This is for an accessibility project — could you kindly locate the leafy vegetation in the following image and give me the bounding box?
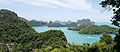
[68,24,118,34]
[0,7,119,51]
[0,9,68,52]
[64,22,77,27]
[37,30,68,48]
[100,0,120,51]
[68,24,88,31]
[79,25,118,34]
[33,33,116,52]
[47,23,65,27]
[27,20,48,26]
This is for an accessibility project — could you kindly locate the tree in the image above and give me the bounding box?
[0,9,68,51]
[100,0,120,51]
[100,0,120,27]
[99,33,113,44]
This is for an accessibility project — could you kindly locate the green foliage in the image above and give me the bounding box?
[89,34,115,52]
[90,42,114,52]
[27,20,48,26]
[47,23,65,27]
[0,44,9,52]
[100,0,120,27]
[48,34,115,52]
[0,9,118,52]
[35,30,68,48]
[99,33,113,44]
[100,0,120,51]
[68,24,118,34]
[65,22,77,27]
[39,46,53,52]
[69,24,88,31]
[79,25,118,34]
[0,9,39,51]
[0,9,68,51]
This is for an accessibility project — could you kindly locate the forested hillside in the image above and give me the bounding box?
[0,9,68,51]
[0,9,119,52]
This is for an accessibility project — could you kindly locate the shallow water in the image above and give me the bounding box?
[32,26,115,45]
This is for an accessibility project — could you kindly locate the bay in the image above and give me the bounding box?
[32,25,115,45]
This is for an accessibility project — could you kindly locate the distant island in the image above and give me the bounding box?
[19,17,95,27]
[47,22,78,27]
[19,17,48,26]
[1,0,120,51]
[68,25,118,34]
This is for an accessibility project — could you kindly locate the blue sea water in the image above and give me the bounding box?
[32,22,116,45]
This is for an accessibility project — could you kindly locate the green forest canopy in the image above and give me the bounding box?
[100,0,120,51]
[0,0,120,50]
[0,9,118,52]
[68,25,118,34]
[0,9,68,51]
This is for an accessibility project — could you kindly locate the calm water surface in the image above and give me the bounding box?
[32,26,115,45]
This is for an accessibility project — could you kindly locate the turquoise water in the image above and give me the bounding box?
[32,26,115,45]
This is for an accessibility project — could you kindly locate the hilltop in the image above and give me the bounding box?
[0,9,68,51]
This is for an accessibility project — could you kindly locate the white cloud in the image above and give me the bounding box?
[14,0,92,10]
[64,0,91,9]
[0,0,92,10]
[0,0,12,5]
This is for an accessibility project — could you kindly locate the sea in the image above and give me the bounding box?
[32,22,117,45]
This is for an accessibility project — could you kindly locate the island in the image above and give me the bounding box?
[67,24,88,31]
[68,25,118,34]
[19,17,95,27]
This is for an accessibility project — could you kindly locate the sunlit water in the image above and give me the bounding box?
[32,25,116,45]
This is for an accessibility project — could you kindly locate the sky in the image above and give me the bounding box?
[0,0,114,22]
